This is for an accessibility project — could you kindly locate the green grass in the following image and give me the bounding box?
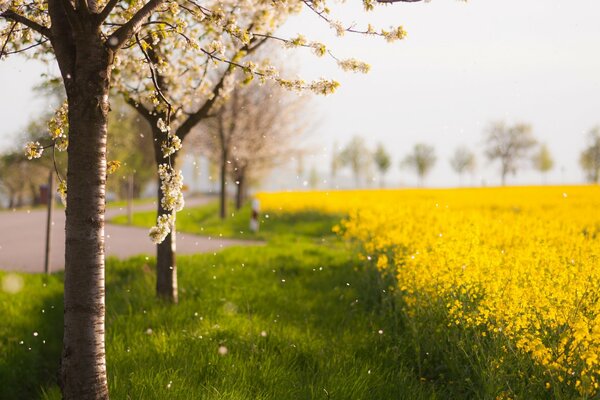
[0,210,437,399]
[3,202,560,399]
[111,201,344,242]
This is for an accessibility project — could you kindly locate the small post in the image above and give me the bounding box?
[44,170,54,275]
[127,174,134,225]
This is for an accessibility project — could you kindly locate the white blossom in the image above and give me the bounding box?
[24,142,43,160]
[338,58,371,74]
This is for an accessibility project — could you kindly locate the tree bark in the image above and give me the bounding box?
[235,176,244,210]
[152,127,178,303]
[59,33,111,400]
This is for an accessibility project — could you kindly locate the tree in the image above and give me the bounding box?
[0,119,60,208]
[308,166,320,189]
[449,146,476,185]
[330,141,342,187]
[484,121,537,185]
[1,0,419,396]
[194,78,308,213]
[580,127,600,183]
[532,143,554,183]
[339,135,372,187]
[402,143,436,186]
[373,142,391,187]
[106,102,155,199]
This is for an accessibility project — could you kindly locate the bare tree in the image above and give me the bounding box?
[484,121,537,185]
[373,143,392,187]
[193,79,309,214]
[449,146,476,185]
[339,135,372,187]
[532,143,554,184]
[580,127,600,183]
[402,143,436,186]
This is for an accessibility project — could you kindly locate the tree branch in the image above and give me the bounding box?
[125,96,154,123]
[106,0,166,50]
[175,64,235,141]
[1,10,52,38]
[97,0,120,24]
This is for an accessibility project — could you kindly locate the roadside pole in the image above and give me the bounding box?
[127,174,134,225]
[44,170,54,275]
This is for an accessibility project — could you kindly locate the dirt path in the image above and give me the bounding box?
[0,196,261,273]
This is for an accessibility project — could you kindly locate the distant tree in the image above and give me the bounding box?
[449,146,476,185]
[373,143,392,187]
[330,142,342,187]
[0,118,65,208]
[0,153,31,208]
[580,127,600,183]
[106,103,155,199]
[308,166,320,189]
[484,121,537,185]
[339,135,372,187]
[195,78,308,214]
[402,143,436,187]
[532,144,554,183]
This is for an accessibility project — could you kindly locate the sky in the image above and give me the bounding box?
[1,0,600,188]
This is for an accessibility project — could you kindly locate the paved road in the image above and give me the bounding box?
[0,196,261,273]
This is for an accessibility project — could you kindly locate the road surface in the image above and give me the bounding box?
[0,196,260,273]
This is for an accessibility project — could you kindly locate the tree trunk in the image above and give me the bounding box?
[152,128,178,303]
[219,156,227,220]
[60,35,111,400]
[235,176,244,210]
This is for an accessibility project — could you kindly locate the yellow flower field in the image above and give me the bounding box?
[258,186,600,396]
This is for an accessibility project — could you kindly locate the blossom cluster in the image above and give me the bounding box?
[149,163,184,244]
[338,58,371,74]
[149,213,174,244]
[24,141,43,160]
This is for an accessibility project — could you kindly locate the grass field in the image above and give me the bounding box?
[6,187,598,399]
[1,207,436,399]
[111,200,344,241]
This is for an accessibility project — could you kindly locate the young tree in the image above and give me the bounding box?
[532,143,554,183]
[1,0,419,396]
[402,143,436,186]
[373,142,391,187]
[484,121,537,185]
[339,135,371,187]
[194,78,308,213]
[580,127,600,183]
[449,145,476,185]
[112,3,405,301]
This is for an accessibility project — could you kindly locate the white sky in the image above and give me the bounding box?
[1,0,600,187]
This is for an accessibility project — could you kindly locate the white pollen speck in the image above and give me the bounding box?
[378,330,383,335]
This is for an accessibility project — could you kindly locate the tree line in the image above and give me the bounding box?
[328,122,600,187]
